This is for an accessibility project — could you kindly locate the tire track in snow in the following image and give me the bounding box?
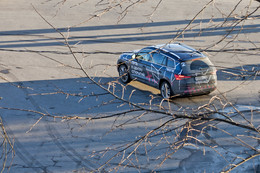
[45,122,97,171]
[0,71,53,172]
[0,117,52,173]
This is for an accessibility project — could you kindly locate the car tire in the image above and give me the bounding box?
[118,64,131,83]
[160,81,172,99]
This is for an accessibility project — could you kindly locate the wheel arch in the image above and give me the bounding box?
[159,78,174,97]
[159,78,171,89]
[117,60,128,71]
[118,62,131,83]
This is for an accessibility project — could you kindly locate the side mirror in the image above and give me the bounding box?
[132,54,136,59]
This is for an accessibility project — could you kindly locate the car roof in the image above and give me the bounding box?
[151,43,206,61]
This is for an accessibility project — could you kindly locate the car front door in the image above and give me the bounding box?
[130,49,153,83]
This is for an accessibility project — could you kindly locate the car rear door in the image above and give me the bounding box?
[146,52,167,86]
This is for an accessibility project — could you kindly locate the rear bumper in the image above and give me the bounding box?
[171,77,217,96]
[183,84,216,95]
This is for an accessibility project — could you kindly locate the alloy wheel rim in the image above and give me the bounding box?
[119,66,128,82]
[162,83,170,99]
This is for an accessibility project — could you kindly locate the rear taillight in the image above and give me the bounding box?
[174,74,191,80]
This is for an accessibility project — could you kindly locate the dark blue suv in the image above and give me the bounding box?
[117,43,217,98]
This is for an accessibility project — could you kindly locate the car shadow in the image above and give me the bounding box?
[1,62,259,116]
[0,77,154,115]
[0,75,217,117]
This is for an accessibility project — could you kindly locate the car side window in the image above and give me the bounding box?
[137,53,151,62]
[136,49,153,62]
[151,53,167,66]
[167,58,176,68]
[168,58,182,73]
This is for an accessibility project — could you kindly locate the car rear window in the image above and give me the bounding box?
[182,57,214,74]
[190,59,209,70]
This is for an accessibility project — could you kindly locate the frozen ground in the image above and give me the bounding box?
[0,0,260,172]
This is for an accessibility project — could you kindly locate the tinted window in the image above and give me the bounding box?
[182,57,213,74]
[136,49,153,62]
[151,53,167,66]
[161,56,167,66]
[167,58,176,68]
[190,60,209,70]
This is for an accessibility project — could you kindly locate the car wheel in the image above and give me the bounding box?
[160,81,172,99]
[119,65,130,83]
